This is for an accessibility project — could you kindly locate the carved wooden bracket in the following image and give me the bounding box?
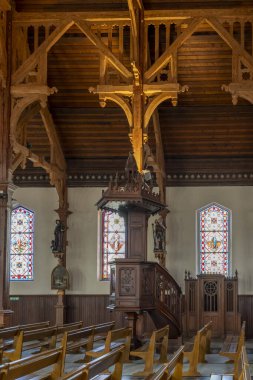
[89,81,188,172]
[222,82,253,105]
[9,84,67,202]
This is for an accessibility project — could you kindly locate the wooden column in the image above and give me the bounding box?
[54,181,69,325]
[128,0,145,172]
[0,8,13,326]
[0,183,15,326]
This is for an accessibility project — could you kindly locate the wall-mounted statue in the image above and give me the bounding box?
[152,208,170,252]
[51,220,65,253]
[152,216,166,251]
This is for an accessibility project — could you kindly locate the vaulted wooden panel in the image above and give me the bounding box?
[12,0,253,186]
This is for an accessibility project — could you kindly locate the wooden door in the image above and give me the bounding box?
[199,275,224,337]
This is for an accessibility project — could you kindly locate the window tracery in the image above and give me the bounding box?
[198,203,231,276]
[101,210,126,280]
[10,206,34,281]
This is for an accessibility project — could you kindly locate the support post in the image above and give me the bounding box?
[55,289,65,325]
[0,8,13,326]
[54,181,70,325]
[125,311,142,348]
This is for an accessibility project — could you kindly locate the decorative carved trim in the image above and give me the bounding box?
[119,267,136,296]
[13,170,253,187]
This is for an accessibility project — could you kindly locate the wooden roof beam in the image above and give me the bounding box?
[0,0,10,11]
[206,17,253,72]
[40,105,66,171]
[74,18,133,82]
[127,0,144,66]
[12,141,64,180]
[12,8,253,24]
[144,17,204,82]
[13,11,131,24]
[12,19,74,85]
[151,110,166,203]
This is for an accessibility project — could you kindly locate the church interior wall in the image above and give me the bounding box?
[10,186,253,296]
[10,188,58,295]
[166,186,253,294]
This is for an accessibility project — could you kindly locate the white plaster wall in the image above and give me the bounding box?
[67,188,109,294]
[10,188,58,295]
[10,186,253,295]
[165,187,253,294]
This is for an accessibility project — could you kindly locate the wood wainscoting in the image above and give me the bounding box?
[10,294,253,337]
[10,295,58,326]
[238,295,253,338]
[9,294,155,333]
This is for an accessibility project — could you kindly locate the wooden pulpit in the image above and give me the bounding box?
[184,272,241,337]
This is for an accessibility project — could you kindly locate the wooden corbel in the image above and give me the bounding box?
[222,82,253,105]
[11,84,58,97]
[10,86,57,143]
[144,84,189,128]
[89,86,133,127]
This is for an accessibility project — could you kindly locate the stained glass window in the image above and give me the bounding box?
[10,206,34,281]
[198,203,231,276]
[101,210,126,280]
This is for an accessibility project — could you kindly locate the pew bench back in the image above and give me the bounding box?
[86,327,132,363]
[3,326,58,362]
[0,347,65,380]
[220,321,246,362]
[130,325,169,376]
[183,321,212,377]
[62,321,115,356]
[60,346,125,380]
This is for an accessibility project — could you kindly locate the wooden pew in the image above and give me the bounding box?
[62,321,115,356]
[1,321,50,333]
[0,346,66,380]
[164,346,184,380]
[3,326,58,362]
[60,346,124,380]
[211,345,250,380]
[220,321,245,362]
[183,321,212,376]
[91,321,115,343]
[1,321,84,363]
[60,345,184,380]
[85,327,132,363]
[130,325,169,376]
[56,321,83,335]
[0,321,51,355]
[234,345,250,380]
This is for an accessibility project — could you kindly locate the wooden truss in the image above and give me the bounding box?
[9,2,253,203]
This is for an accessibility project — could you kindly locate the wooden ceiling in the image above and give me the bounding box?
[14,0,253,12]
[13,0,253,184]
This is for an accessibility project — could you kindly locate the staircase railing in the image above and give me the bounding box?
[111,258,182,335]
[155,263,182,330]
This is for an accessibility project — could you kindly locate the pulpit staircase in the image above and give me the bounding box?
[148,263,182,338]
[111,260,182,339]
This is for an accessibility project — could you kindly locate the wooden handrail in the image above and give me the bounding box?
[154,263,182,326]
[155,263,182,293]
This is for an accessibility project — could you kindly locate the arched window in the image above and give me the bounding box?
[101,210,126,280]
[197,202,231,276]
[10,206,34,281]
